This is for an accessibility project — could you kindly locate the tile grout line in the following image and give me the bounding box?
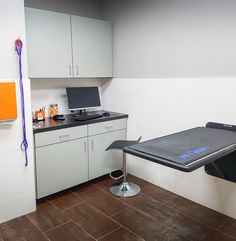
[40,200,75,231]
[71,220,97,241]
[25,215,51,241]
[62,184,146,240]
[110,207,130,217]
[54,200,98,240]
[71,185,95,197]
[43,220,72,234]
[96,226,121,241]
[78,200,145,241]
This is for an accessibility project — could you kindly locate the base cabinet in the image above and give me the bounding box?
[35,138,88,199]
[34,118,127,198]
[88,129,126,180]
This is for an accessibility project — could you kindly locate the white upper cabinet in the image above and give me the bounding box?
[25,8,112,78]
[71,16,112,78]
[25,8,73,78]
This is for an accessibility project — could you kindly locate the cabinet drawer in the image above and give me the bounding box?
[35,125,87,147]
[88,118,127,136]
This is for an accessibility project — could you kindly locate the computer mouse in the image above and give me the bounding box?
[103,112,110,117]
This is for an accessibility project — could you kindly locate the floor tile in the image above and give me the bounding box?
[1,175,235,241]
[64,202,119,239]
[72,182,94,196]
[92,177,119,192]
[218,217,236,238]
[80,188,127,216]
[99,227,143,241]
[163,212,235,241]
[49,191,84,211]
[128,175,176,203]
[27,201,70,232]
[165,195,228,228]
[0,216,47,241]
[123,194,177,223]
[45,221,95,241]
[112,207,188,241]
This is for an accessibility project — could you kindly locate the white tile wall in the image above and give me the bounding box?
[101,77,236,219]
[31,78,102,117]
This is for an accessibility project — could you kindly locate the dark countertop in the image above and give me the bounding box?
[33,110,128,134]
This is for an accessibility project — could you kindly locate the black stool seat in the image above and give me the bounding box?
[106,136,142,197]
[106,137,142,151]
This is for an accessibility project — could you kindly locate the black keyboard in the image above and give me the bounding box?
[74,114,103,121]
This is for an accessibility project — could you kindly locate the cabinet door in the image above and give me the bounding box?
[71,16,112,77]
[35,138,88,198]
[25,8,73,78]
[89,129,126,180]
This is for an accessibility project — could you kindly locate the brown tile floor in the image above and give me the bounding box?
[0,174,236,241]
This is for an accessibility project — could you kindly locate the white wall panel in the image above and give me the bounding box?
[102,77,236,219]
[102,0,236,77]
[0,0,35,223]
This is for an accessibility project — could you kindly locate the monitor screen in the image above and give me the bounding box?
[66,87,101,110]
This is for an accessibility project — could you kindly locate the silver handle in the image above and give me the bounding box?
[84,141,87,152]
[91,139,94,150]
[76,65,79,76]
[59,134,70,140]
[105,125,113,130]
[69,65,72,76]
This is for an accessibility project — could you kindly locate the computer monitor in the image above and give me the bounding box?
[66,87,101,111]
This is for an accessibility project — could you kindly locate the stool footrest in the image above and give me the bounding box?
[109,169,124,180]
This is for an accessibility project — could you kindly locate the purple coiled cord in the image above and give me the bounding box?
[15,39,28,167]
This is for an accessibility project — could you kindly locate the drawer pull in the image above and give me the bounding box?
[105,125,113,130]
[59,134,70,141]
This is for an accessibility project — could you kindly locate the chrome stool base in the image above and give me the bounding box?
[109,182,140,197]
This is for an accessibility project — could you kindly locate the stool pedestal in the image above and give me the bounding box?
[110,152,140,197]
[110,182,140,197]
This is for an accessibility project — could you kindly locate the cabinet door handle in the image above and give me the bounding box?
[76,65,79,76]
[83,141,87,152]
[69,65,72,76]
[90,140,94,150]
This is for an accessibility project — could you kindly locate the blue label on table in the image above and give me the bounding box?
[178,146,209,159]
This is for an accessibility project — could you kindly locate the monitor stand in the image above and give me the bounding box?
[71,109,88,117]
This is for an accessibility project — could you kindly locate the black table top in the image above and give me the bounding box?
[124,126,236,172]
[33,111,128,134]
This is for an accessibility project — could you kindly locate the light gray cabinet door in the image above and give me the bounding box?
[71,15,112,77]
[35,138,88,198]
[25,8,73,78]
[88,129,126,180]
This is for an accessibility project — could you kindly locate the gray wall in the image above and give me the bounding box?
[102,0,236,77]
[24,0,102,18]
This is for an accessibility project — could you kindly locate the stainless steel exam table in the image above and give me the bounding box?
[124,122,236,175]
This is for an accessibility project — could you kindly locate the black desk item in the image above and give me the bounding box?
[53,115,65,121]
[74,113,103,121]
[124,123,236,173]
